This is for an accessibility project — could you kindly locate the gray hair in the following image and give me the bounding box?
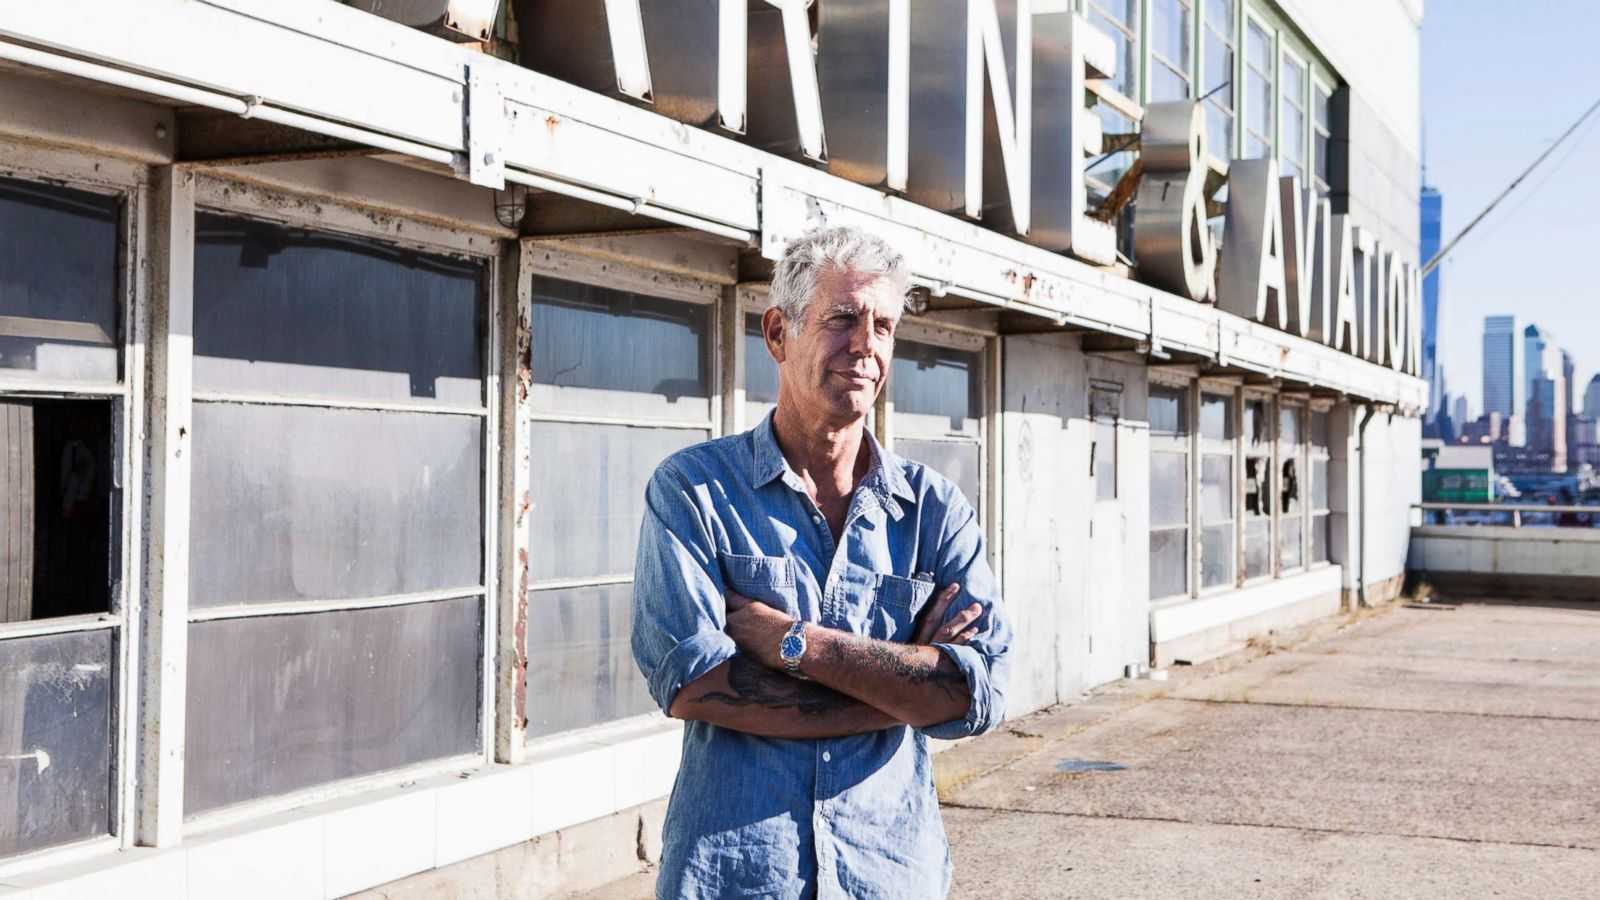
[769,225,910,333]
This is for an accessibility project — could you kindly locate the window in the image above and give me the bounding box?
[1202,0,1236,161]
[890,336,984,513]
[185,212,487,816]
[1149,384,1190,600]
[1087,0,1141,190]
[1243,17,1274,160]
[744,311,780,426]
[525,275,714,738]
[1241,394,1273,579]
[1280,50,1308,181]
[1312,79,1333,194]
[1150,0,1193,102]
[0,175,124,860]
[1091,384,1121,501]
[1310,408,1332,563]
[1198,390,1236,589]
[1278,403,1305,570]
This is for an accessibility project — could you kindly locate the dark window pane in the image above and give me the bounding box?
[1150,451,1188,527]
[0,177,120,383]
[528,422,706,582]
[526,583,655,737]
[744,313,780,405]
[1150,528,1188,599]
[1150,385,1190,435]
[896,439,982,513]
[189,403,483,607]
[185,598,481,815]
[892,340,980,428]
[1312,513,1330,563]
[530,276,710,420]
[1311,410,1330,448]
[1201,523,1235,588]
[1,399,115,622]
[194,214,483,405]
[0,629,113,858]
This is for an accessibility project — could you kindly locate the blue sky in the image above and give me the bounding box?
[1422,0,1600,417]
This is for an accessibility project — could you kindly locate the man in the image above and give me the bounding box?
[632,225,1012,898]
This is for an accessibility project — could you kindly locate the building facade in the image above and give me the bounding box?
[1420,182,1442,432]
[0,0,1425,895]
[1483,314,1524,446]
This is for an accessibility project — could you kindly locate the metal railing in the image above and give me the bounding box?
[1414,502,1600,529]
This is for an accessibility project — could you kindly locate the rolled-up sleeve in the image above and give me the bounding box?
[920,498,1013,740]
[631,464,736,716]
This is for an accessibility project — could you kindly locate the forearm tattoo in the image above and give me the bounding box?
[692,655,859,715]
[858,640,969,703]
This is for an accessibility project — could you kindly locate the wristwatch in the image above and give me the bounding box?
[779,620,809,679]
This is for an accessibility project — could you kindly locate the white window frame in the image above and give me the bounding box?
[1241,10,1276,161]
[518,246,725,751]
[1196,378,1240,597]
[0,140,147,875]
[1198,0,1239,164]
[1276,398,1308,574]
[1308,399,1334,567]
[884,320,991,522]
[1239,387,1276,585]
[1147,0,1195,103]
[177,172,503,837]
[1311,74,1335,195]
[1147,370,1195,603]
[1278,44,1309,181]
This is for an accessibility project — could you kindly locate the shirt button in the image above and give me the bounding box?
[822,751,832,762]
[812,514,823,525]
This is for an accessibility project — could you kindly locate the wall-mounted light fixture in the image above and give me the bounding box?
[345,0,503,43]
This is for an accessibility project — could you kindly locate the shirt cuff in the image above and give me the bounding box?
[647,629,738,715]
[919,642,996,740]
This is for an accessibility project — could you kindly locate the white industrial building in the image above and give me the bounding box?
[0,0,1424,895]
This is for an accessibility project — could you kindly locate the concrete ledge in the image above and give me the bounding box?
[1151,567,1344,668]
[1410,527,1600,601]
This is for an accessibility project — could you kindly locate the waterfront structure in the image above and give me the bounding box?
[0,0,1425,894]
[1483,315,1525,446]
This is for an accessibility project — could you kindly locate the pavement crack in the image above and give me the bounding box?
[941,802,1600,853]
[1163,695,1600,723]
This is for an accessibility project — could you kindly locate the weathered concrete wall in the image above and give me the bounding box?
[1365,412,1422,592]
[998,335,1151,716]
[998,332,1088,715]
[1411,526,1600,601]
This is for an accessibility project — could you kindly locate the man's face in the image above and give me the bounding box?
[766,267,902,425]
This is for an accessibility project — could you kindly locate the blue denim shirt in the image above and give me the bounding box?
[632,414,1013,898]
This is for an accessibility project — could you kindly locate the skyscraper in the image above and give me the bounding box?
[1524,324,1551,434]
[1420,184,1443,432]
[1482,316,1523,446]
[1586,374,1600,418]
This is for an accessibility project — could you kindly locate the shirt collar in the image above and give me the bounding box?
[751,411,917,506]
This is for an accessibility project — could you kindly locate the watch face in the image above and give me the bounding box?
[781,634,805,659]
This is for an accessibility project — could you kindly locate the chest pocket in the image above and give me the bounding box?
[719,553,799,618]
[870,573,935,642]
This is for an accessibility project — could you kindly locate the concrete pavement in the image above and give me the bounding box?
[581,598,1600,898]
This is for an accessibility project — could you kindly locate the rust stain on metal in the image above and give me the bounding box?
[544,115,561,134]
[513,547,530,729]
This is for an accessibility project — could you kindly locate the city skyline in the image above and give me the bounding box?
[1423,0,1600,418]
